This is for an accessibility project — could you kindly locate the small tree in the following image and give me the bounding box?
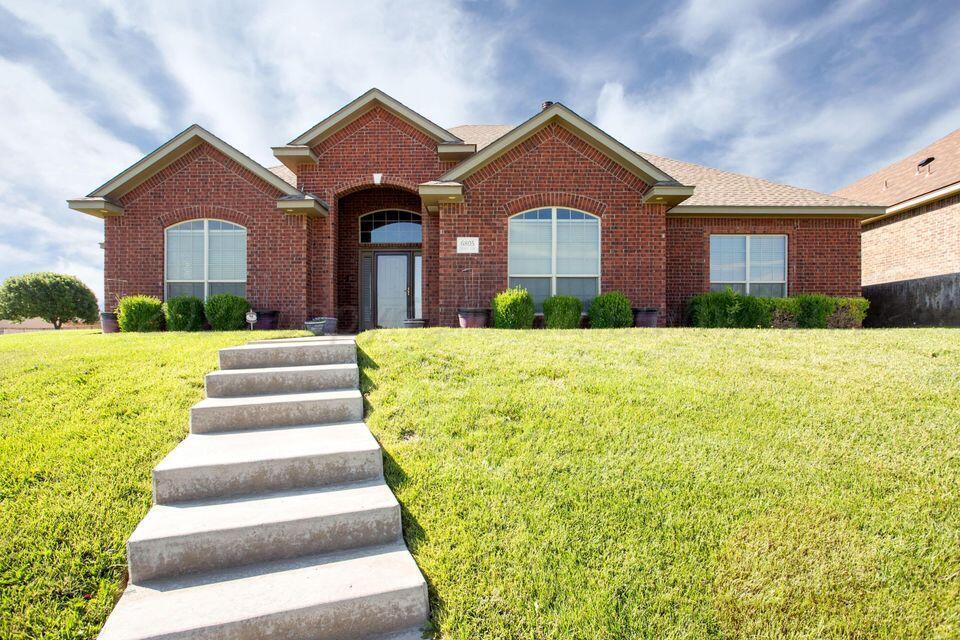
[0,272,99,329]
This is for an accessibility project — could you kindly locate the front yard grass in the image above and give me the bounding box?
[357,328,960,639]
[0,329,307,639]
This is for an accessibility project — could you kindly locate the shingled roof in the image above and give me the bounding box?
[833,127,960,207]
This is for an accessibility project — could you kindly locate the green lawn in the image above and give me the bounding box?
[0,329,307,639]
[357,328,960,640]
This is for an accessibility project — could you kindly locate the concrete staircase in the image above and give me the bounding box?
[99,335,428,640]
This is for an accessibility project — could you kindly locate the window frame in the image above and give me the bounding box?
[709,233,788,296]
[357,209,423,245]
[163,218,248,301]
[507,207,602,310]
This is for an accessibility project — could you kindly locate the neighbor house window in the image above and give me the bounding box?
[165,219,247,300]
[508,207,600,311]
[359,210,422,244]
[709,234,786,296]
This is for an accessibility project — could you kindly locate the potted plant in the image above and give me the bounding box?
[403,318,427,328]
[101,280,127,334]
[305,316,338,335]
[457,266,489,328]
[632,306,660,327]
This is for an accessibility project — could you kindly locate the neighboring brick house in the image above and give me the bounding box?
[835,128,960,326]
[68,89,881,329]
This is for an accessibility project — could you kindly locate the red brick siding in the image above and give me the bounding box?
[296,107,453,320]
[436,122,664,326]
[335,187,431,331]
[666,216,862,323]
[861,194,960,285]
[105,143,309,326]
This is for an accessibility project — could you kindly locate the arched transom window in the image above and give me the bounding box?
[165,219,247,300]
[508,207,600,311]
[359,210,422,244]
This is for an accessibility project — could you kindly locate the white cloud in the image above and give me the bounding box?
[593,0,960,193]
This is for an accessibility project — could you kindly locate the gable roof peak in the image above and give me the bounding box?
[288,88,462,147]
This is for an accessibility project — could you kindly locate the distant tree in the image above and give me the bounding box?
[0,272,99,329]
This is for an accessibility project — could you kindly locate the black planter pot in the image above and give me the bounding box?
[403,318,427,329]
[254,310,280,330]
[632,307,660,328]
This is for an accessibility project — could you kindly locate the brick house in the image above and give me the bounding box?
[835,128,960,326]
[68,89,881,329]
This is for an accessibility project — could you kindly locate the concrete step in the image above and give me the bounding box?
[219,340,356,370]
[127,480,400,583]
[98,543,428,640]
[205,363,359,398]
[249,335,356,345]
[190,389,363,433]
[153,422,383,504]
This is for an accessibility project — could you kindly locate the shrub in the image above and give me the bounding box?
[793,294,837,329]
[116,295,164,332]
[0,272,99,329]
[204,294,250,331]
[491,287,535,329]
[543,295,582,329]
[688,289,771,328]
[163,296,205,331]
[827,297,869,328]
[588,291,633,328]
[769,297,801,329]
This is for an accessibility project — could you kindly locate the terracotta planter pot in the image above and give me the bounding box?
[100,312,119,334]
[457,308,489,328]
[632,307,660,328]
[254,310,280,330]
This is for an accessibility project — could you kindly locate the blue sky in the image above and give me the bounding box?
[1,0,958,305]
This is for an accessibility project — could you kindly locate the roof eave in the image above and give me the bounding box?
[66,197,124,218]
[271,145,318,171]
[418,181,464,213]
[276,195,329,217]
[668,205,886,218]
[642,183,695,207]
[862,181,960,225]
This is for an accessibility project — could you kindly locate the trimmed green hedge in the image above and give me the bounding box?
[116,295,164,332]
[543,295,582,329]
[164,296,205,331]
[492,287,535,329]
[688,289,869,328]
[204,294,250,331]
[588,292,633,328]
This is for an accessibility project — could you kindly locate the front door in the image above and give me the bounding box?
[365,251,421,329]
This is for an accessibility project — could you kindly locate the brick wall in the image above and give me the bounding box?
[861,194,960,285]
[296,106,453,320]
[105,142,309,326]
[437,122,664,326]
[666,216,862,323]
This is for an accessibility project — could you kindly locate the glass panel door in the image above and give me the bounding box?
[376,254,410,328]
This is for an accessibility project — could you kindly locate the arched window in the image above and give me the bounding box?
[508,207,600,311]
[359,210,422,244]
[165,219,247,300]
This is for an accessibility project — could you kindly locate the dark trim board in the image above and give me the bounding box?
[863,272,960,327]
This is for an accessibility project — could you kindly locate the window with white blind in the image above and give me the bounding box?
[709,234,787,297]
[508,207,600,311]
[165,219,247,300]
